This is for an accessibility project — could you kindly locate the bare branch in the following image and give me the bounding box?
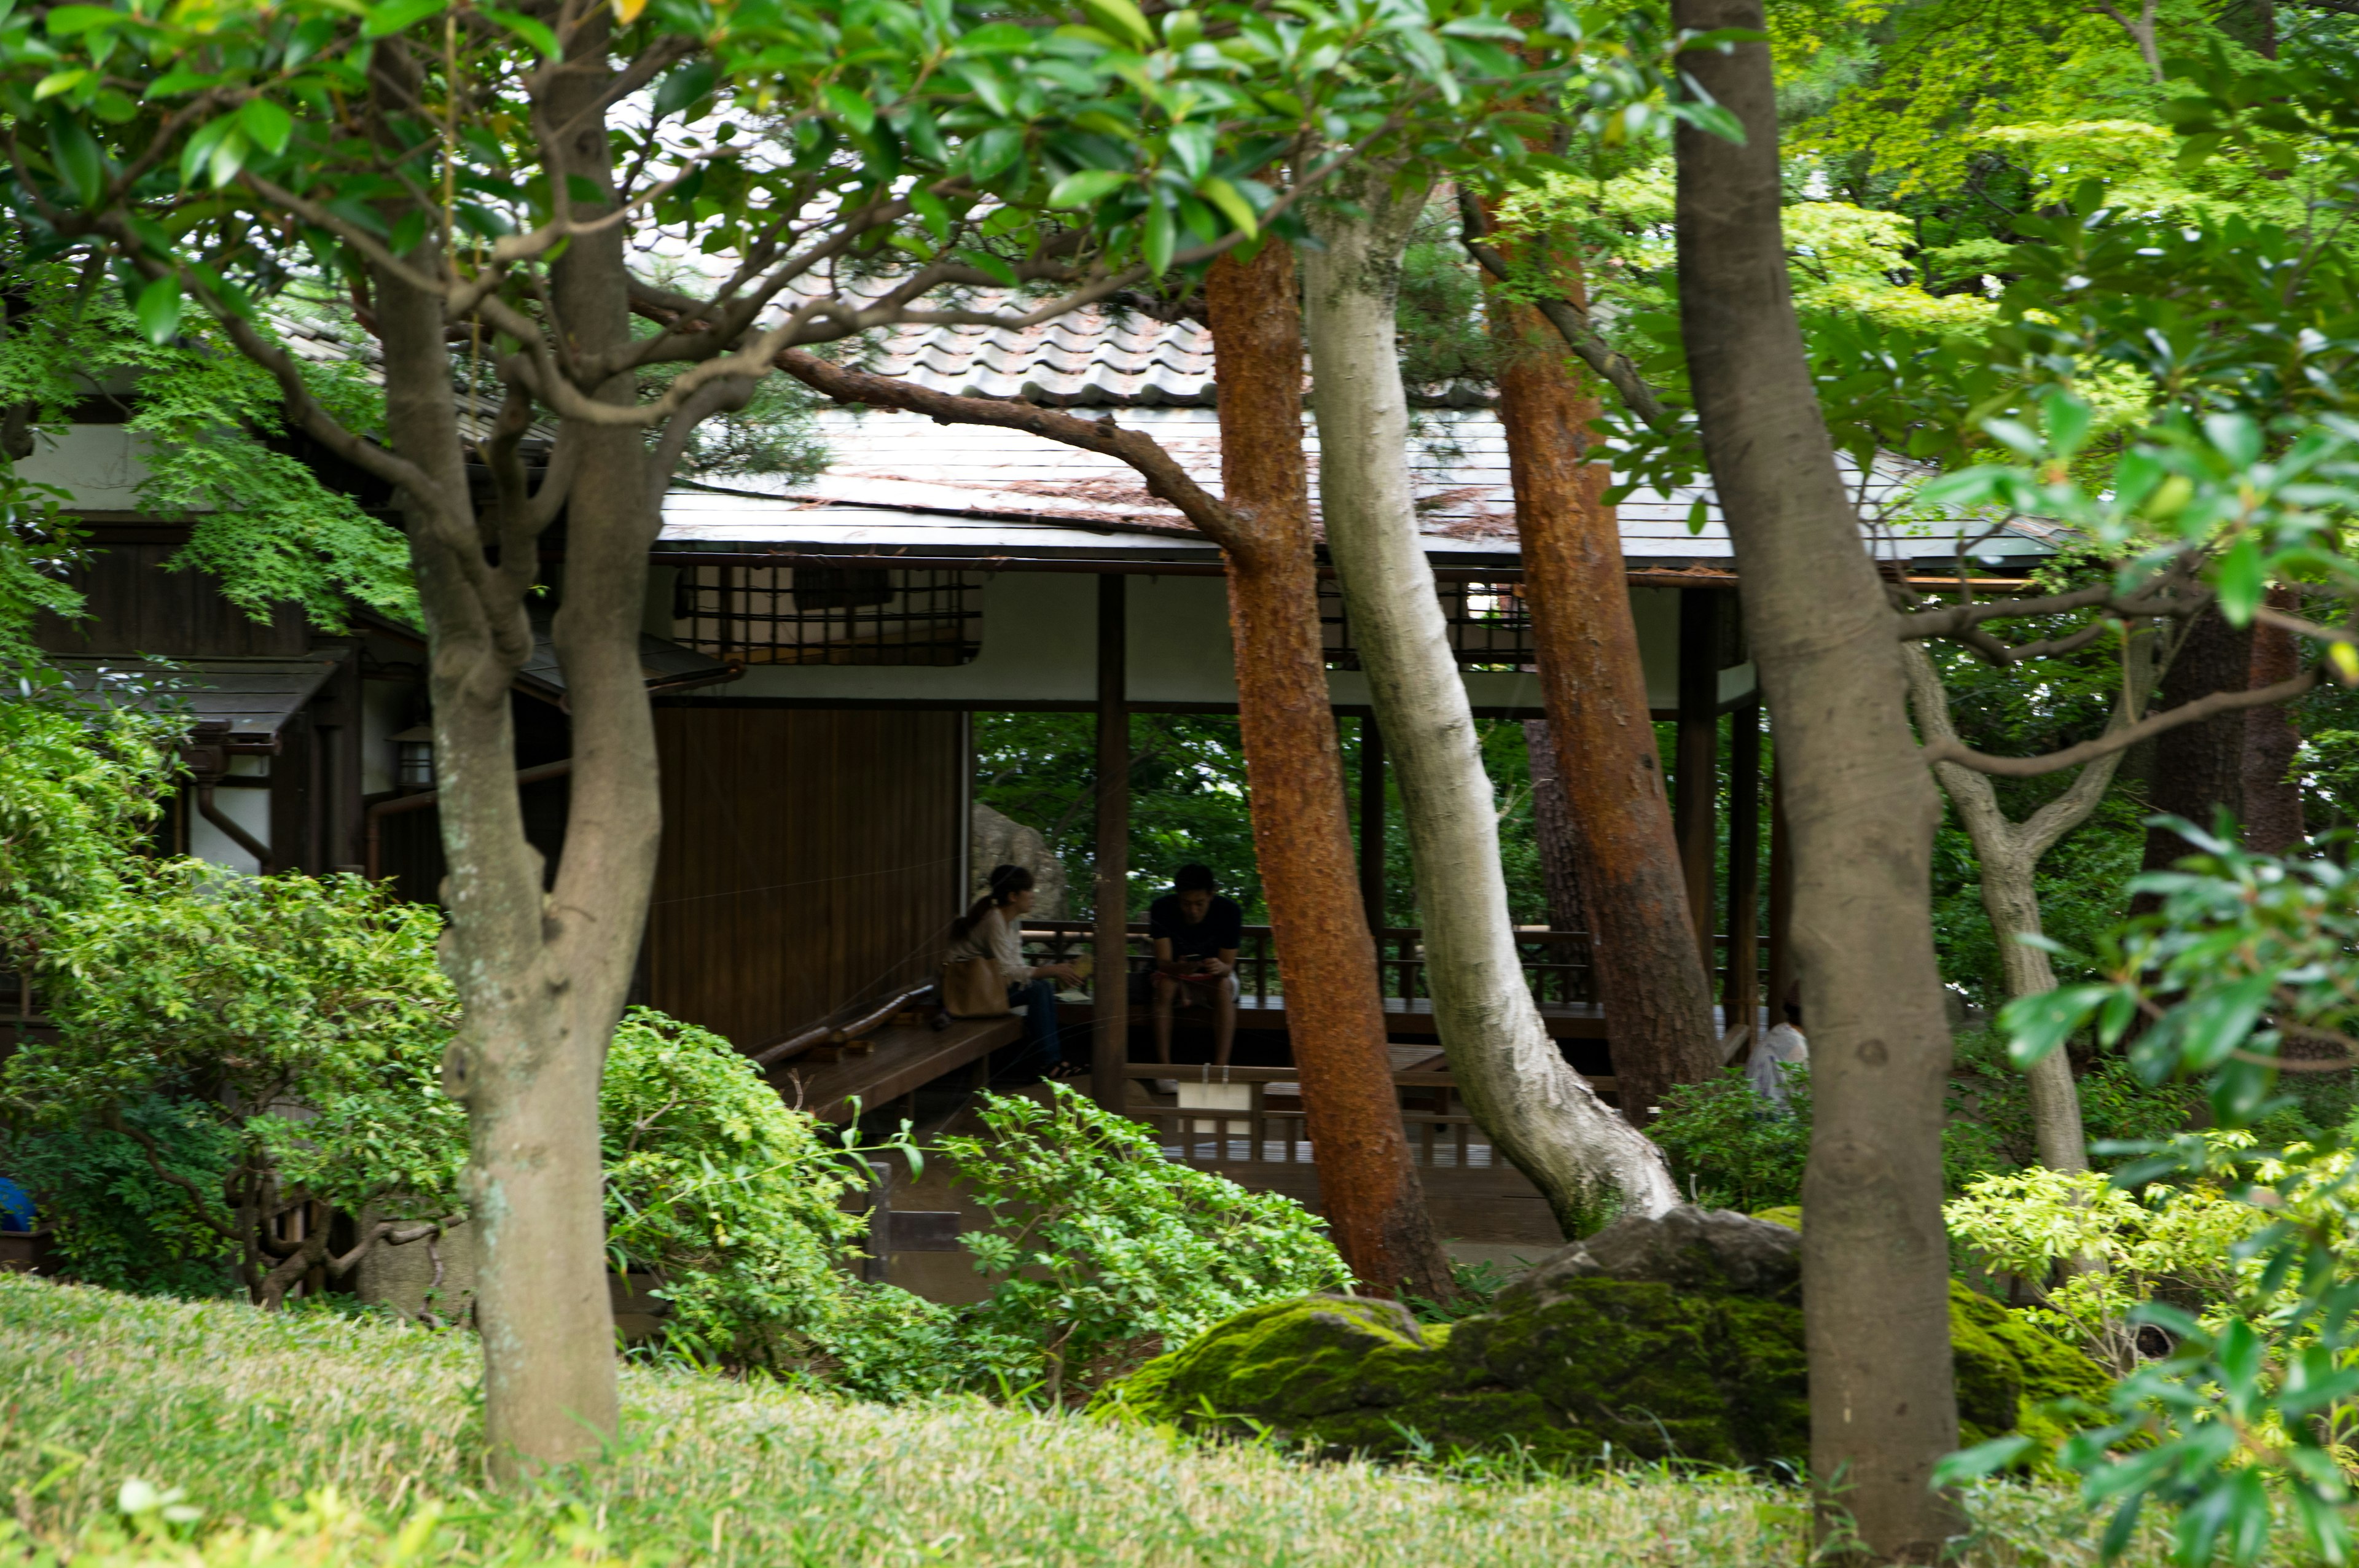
[1457,189,1678,435]
[1923,665,2323,776]
[772,348,1256,562]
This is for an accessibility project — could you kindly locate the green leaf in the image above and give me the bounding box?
[240,96,293,157]
[1685,496,1710,536]
[2213,536,2264,626]
[179,115,235,189]
[45,112,104,206]
[34,69,93,101]
[2175,974,2274,1072]
[1999,985,2111,1067]
[1930,1435,2032,1486]
[823,83,876,137]
[653,60,718,119]
[2203,412,2263,470]
[1076,0,1152,50]
[146,69,223,98]
[956,248,1019,287]
[206,127,250,189]
[44,5,126,36]
[953,21,1034,53]
[1195,175,1256,240]
[134,275,182,346]
[1047,168,1129,209]
[362,0,448,39]
[476,4,560,58]
[1165,122,1213,183]
[1142,201,1173,277]
[389,208,428,255]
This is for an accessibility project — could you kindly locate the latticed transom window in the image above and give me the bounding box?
[671,565,985,665]
[1318,577,1533,671]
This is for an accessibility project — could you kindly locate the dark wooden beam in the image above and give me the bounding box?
[1358,715,1386,934]
[1725,697,1762,1035]
[1092,575,1130,1112]
[1673,588,1720,968]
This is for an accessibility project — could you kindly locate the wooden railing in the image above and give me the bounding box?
[1015,920,1600,1010]
[1113,1063,1501,1172]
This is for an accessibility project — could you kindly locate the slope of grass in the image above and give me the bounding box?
[0,1274,2170,1566]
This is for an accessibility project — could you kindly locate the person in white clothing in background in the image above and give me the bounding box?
[1748,983,1809,1109]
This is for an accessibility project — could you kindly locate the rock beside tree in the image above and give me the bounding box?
[1093,1206,2106,1468]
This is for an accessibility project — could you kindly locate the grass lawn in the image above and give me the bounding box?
[0,1274,2181,1566]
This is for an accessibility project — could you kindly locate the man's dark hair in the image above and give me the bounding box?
[1173,864,1217,893]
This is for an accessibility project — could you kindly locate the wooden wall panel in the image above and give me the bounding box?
[34,543,310,657]
[646,707,964,1054]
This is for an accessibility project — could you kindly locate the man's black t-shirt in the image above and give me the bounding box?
[1148,893,1243,963]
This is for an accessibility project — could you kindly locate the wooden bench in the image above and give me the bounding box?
[765,1013,1025,1123]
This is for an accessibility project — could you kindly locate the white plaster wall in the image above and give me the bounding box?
[715,571,1751,712]
[186,756,272,876]
[14,424,163,509]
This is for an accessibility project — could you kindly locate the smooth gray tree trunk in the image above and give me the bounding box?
[1302,165,1677,1233]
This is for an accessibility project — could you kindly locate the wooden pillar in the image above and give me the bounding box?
[1092,575,1130,1113]
[1358,714,1386,935]
[1767,736,1794,1023]
[1725,696,1761,1036]
[1673,588,1719,971]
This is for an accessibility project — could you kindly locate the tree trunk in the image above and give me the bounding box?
[2138,602,2251,878]
[376,28,651,1472]
[1205,246,1457,1301]
[1670,3,1964,1554]
[1522,720,1584,930]
[1490,276,1723,1125]
[1302,163,1677,1233]
[2242,585,2305,856]
[1899,646,2134,1175]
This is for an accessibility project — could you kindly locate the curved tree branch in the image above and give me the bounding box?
[1923,664,2323,776]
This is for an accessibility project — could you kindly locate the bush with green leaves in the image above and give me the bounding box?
[1950,822,2359,1560]
[940,1085,1350,1401]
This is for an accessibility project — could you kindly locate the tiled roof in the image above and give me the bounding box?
[661,405,2056,573]
[843,291,1490,408]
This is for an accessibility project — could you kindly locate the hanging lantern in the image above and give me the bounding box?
[391,724,436,789]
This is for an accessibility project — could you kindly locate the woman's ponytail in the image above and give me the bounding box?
[951,862,1036,941]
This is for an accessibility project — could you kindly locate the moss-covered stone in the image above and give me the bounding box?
[1093,1206,2111,1472]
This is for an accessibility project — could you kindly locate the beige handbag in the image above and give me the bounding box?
[941,958,1012,1018]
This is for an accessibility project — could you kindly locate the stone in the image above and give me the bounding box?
[971,803,1070,919]
[1093,1204,2108,1472]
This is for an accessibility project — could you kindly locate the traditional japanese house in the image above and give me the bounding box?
[12,302,2057,1244]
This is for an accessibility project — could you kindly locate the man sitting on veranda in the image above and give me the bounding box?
[1149,863,1243,1071]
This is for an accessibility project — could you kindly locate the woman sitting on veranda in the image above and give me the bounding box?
[947,863,1087,1081]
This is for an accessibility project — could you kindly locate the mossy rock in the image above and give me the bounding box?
[1094,1205,2109,1472]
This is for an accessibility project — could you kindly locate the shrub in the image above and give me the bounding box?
[940,1085,1350,1400]
[1646,1067,1812,1212]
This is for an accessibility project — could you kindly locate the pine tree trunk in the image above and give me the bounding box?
[1669,4,1964,1554]
[1205,246,1458,1300]
[1490,283,1723,1125]
[1522,720,1584,931]
[1302,164,1678,1231]
[2243,585,2305,856]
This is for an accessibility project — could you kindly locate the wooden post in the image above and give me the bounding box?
[1092,575,1129,1113]
[1767,736,1793,1021]
[1674,588,1720,970]
[1358,715,1386,935]
[1726,697,1761,1036]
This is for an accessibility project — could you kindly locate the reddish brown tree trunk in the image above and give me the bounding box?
[1522,719,1584,930]
[2243,585,2305,856]
[1206,246,1457,1301]
[1489,275,1722,1125]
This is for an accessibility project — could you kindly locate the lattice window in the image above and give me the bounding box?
[1318,577,1533,671]
[671,565,984,666]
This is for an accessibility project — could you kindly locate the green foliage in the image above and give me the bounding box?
[596,1007,955,1397]
[1647,1068,1815,1213]
[941,1085,1348,1396]
[1944,1161,2261,1374]
[0,260,410,628]
[6,1093,240,1298]
[1978,828,2359,1560]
